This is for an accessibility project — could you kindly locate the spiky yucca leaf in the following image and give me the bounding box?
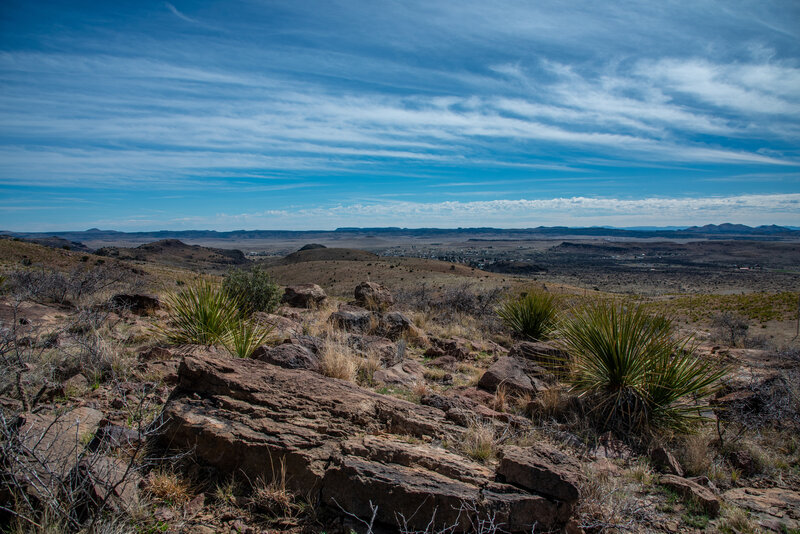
[561,301,726,434]
[496,289,557,341]
[161,281,242,345]
[224,319,274,358]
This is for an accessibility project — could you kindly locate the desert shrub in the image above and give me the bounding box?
[223,266,281,315]
[160,281,242,345]
[561,302,727,434]
[496,289,557,341]
[712,312,749,347]
[7,265,139,306]
[395,283,503,322]
[223,319,273,358]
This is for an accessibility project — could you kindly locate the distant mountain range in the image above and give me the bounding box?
[2,223,799,251]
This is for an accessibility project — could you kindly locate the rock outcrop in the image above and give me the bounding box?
[497,445,582,504]
[478,356,549,396]
[281,284,327,308]
[159,352,574,532]
[251,343,319,371]
[659,474,720,516]
[354,281,394,310]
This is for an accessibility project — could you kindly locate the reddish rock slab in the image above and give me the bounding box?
[659,474,720,517]
[497,445,582,504]
[159,352,573,532]
[723,487,800,532]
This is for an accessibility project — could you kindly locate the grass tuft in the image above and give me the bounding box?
[497,289,557,340]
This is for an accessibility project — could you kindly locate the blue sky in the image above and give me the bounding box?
[1,0,799,231]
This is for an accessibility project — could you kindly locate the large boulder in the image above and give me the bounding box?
[380,311,426,343]
[354,282,394,310]
[347,335,400,366]
[497,445,582,504]
[251,343,319,371]
[478,356,549,396]
[281,284,327,308]
[373,360,425,387]
[329,305,374,333]
[650,447,683,477]
[159,352,573,532]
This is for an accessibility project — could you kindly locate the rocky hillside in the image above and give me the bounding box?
[1,263,798,533]
[95,238,248,271]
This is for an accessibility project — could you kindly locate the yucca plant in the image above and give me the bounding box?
[160,281,242,345]
[223,319,274,358]
[560,301,726,434]
[497,289,558,340]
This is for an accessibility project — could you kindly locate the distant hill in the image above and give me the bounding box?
[95,239,247,271]
[14,236,92,253]
[281,247,378,264]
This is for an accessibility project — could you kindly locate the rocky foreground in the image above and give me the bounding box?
[2,279,799,533]
[160,351,579,532]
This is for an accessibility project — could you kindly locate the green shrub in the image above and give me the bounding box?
[561,302,727,434]
[496,289,557,340]
[224,319,274,358]
[161,281,242,345]
[223,266,282,315]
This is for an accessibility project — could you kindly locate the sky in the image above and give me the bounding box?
[1,0,799,231]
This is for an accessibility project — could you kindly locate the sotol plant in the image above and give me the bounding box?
[160,281,242,345]
[497,289,558,341]
[561,301,727,434]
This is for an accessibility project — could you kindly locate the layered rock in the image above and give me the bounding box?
[159,352,574,531]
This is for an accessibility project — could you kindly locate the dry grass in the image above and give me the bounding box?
[423,366,449,381]
[214,477,240,506]
[146,468,193,506]
[717,506,758,534]
[357,351,383,385]
[454,362,483,387]
[625,460,656,486]
[680,432,713,476]
[319,338,359,381]
[462,419,496,461]
[576,463,647,531]
[248,458,297,518]
[529,387,569,420]
[491,384,508,412]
